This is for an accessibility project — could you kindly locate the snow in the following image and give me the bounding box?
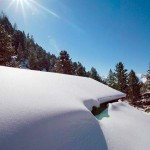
[141,77,147,83]
[97,102,150,150]
[0,66,149,150]
[143,91,150,95]
[136,73,147,83]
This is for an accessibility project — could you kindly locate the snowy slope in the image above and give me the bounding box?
[0,67,149,150]
[97,102,150,150]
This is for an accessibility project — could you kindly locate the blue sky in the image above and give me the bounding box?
[0,0,150,76]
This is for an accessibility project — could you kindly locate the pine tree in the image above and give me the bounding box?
[0,24,15,66]
[140,82,147,94]
[28,51,38,70]
[107,69,117,89]
[75,62,86,76]
[128,70,141,102]
[0,12,13,34]
[55,50,72,74]
[146,63,150,92]
[72,62,78,75]
[115,62,128,93]
[89,67,102,82]
[22,31,28,59]
[49,54,56,72]
[17,43,24,61]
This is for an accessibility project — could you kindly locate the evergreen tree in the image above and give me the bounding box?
[44,52,51,71]
[107,69,117,89]
[140,82,147,94]
[0,24,15,66]
[75,62,86,76]
[72,62,78,75]
[128,70,141,102]
[13,23,17,31]
[55,50,72,74]
[54,58,62,73]
[17,43,24,61]
[89,67,102,82]
[0,12,13,34]
[115,62,128,93]
[49,54,56,72]
[22,31,28,59]
[28,51,38,70]
[86,71,91,78]
[146,63,150,92]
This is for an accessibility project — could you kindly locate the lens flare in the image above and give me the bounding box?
[5,0,59,21]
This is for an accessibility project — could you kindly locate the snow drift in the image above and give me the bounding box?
[0,66,149,150]
[97,102,150,150]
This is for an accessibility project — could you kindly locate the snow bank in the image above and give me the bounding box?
[0,66,127,150]
[97,102,150,150]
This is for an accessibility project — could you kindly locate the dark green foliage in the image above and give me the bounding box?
[89,67,102,82]
[86,71,91,78]
[140,82,147,94]
[54,58,62,73]
[107,69,117,89]
[0,13,15,66]
[0,24,15,66]
[0,13,82,76]
[115,62,128,93]
[49,54,57,72]
[128,70,141,102]
[146,64,150,92]
[28,51,38,70]
[75,62,86,76]
[55,50,73,74]
[72,62,78,75]
[0,12,13,34]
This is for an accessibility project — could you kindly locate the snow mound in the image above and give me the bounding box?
[98,102,150,150]
[0,66,126,150]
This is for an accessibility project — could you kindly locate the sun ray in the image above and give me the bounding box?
[20,0,27,22]
[4,0,60,25]
[5,0,16,12]
[29,0,60,18]
[23,0,38,15]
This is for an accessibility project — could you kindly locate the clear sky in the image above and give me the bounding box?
[0,0,150,76]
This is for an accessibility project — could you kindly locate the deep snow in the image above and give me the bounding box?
[97,102,150,150]
[0,66,149,150]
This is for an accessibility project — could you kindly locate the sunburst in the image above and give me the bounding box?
[5,0,59,21]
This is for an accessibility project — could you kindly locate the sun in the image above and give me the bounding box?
[5,0,59,21]
[17,0,26,2]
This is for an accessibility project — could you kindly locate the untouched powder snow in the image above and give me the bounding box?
[0,66,149,150]
[97,102,150,150]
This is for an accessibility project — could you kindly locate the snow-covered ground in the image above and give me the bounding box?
[97,102,150,150]
[0,66,149,150]
[133,98,150,113]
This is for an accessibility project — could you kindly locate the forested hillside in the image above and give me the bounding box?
[0,12,150,104]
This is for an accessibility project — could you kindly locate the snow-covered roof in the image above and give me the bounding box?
[1,67,149,150]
